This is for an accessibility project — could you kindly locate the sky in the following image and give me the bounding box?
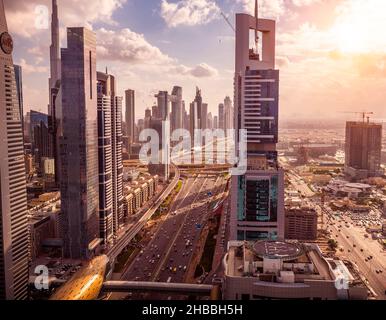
[4,0,386,122]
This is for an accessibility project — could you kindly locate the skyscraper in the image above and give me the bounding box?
[48,0,61,185]
[345,120,383,179]
[125,89,135,144]
[155,91,170,121]
[230,5,284,241]
[14,64,24,136]
[60,28,100,259]
[224,96,233,131]
[218,103,225,130]
[0,0,29,299]
[170,86,183,132]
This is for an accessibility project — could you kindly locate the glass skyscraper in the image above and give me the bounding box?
[60,28,100,259]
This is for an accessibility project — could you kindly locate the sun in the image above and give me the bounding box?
[331,22,368,54]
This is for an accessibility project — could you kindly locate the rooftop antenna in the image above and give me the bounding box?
[255,0,259,56]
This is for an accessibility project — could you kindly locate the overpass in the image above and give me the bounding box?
[102,281,219,299]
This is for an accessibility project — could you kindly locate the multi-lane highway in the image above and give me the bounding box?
[109,173,227,300]
[325,212,386,299]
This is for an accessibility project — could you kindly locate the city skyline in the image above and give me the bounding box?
[4,0,386,121]
[0,0,385,304]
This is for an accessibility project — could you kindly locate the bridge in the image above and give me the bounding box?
[102,281,219,298]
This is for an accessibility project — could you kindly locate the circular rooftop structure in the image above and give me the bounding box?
[252,240,304,261]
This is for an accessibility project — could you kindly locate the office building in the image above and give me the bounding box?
[48,0,62,185]
[170,86,183,132]
[285,207,317,241]
[224,96,233,131]
[125,89,135,144]
[60,27,100,259]
[230,6,284,241]
[97,71,124,244]
[0,0,29,299]
[218,103,225,130]
[155,91,170,121]
[345,121,383,180]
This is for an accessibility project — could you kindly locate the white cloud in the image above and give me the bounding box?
[96,28,173,65]
[4,0,126,38]
[160,0,220,28]
[17,59,49,74]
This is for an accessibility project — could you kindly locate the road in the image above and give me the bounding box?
[107,165,180,261]
[109,173,227,300]
[326,213,386,299]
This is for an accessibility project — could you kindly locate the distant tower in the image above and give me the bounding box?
[125,89,135,144]
[170,86,183,132]
[345,121,383,179]
[60,28,100,259]
[230,0,284,241]
[0,0,29,299]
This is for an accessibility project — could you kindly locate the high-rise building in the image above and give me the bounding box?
[218,103,225,130]
[60,28,100,259]
[345,121,383,179]
[0,0,29,299]
[201,103,208,130]
[213,115,218,129]
[125,89,135,144]
[207,112,213,130]
[33,120,52,175]
[155,91,170,121]
[224,96,233,131]
[14,64,24,136]
[48,0,61,185]
[97,71,124,244]
[170,86,183,132]
[230,6,284,241]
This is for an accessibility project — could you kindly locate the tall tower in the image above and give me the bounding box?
[125,89,135,144]
[60,28,100,259]
[49,0,61,185]
[230,1,284,241]
[0,0,29,299]
[170,86,183,132]
[97,71,124,244]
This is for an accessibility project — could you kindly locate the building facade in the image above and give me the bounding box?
[60,28,100,259]
[345,121,383,179]
[125,89,135,145]
[230,11,284,241]
[0,0,29,299]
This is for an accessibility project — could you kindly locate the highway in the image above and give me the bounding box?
[109,173,227,300]
[107,165,180,261]
[325,211,386,299]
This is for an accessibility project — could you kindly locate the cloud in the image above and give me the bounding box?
[160,0,220,28]
[96,28,173,65]
[16,59,49,74]
[4,0,126,38]
[172,63,218,77]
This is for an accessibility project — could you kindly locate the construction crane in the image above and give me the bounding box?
[341,111,374,123]
[220,11,235,32]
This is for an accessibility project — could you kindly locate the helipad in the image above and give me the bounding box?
[252,240,303,261]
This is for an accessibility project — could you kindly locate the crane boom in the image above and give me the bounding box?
[220,11,235,32]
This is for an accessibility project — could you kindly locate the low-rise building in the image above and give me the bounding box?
[223,240,367,300]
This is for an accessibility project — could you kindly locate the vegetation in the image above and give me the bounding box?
[328,238,338,251]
